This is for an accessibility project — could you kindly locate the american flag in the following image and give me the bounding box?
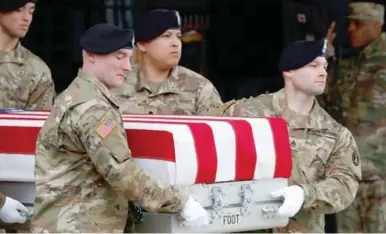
[0,111,292,186]
[96,118,117,138]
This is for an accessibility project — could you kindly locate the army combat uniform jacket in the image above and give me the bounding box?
[114,65,223,115]
[31,70,188,233]
[322,33,386,181]
[0,43,55,109]
[213,89,362,233]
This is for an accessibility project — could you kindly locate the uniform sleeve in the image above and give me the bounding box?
[26,69,56,110]
[299,127,361,213]
[0,192,5,208]
[74,104,189,213]
[372,69,386,108]
[195,81,223,115]
[222,98,267,117]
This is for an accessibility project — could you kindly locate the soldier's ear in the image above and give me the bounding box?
[136,42,147,53]
[282,71,292,79]
[83,50,96,63]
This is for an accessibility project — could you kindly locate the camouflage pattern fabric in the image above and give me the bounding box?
[0,43,55,110]
[207,89,362,233]
[336,180,386,232]
[0,193,4,209]
[31,70,188,233]
[322,33,386,233]
[347,2,384,23]
[114,65,223,115]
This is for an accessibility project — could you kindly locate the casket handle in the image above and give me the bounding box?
[210,187,224,211]
[240,184,253,216]
[262,204,280,219]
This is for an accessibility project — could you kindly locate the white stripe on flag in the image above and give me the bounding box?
[124,123,197,185]
[244,118,276,179]
[0,154,35,182]
[0,119,45,127]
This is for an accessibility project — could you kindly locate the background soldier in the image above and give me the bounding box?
[207,38,361,233]
[0,0,55,109]
[31,23,209,233]
[321,1,386,232]
[114,9,223,115]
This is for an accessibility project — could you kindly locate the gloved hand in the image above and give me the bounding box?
[179,196,209,228]
[270,185,305,217]
[0,196,29,223]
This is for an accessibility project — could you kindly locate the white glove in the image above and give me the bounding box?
[0,197,29,224]
[270,185,305,217]
[179,196,209,228]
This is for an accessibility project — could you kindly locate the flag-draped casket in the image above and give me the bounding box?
[0,109,292,232]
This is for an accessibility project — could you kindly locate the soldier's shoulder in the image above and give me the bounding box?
[21,45,51,75]
[55,79,101,109]
[176,66,211,84]
[317,106,349,135]
[235,93,273,108]
[70,99,113,122]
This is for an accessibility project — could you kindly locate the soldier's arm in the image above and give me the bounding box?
[27,67,56,110]
[74,104,189,213]
[0,192,5,208]
[222,97,267,117]
[195,81,223,115]
[298,127,361,213]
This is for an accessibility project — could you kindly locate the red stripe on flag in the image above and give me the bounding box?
[186,123,217,184]
[126,120,218,184]
[0,126,39,154]
[227,120,257,181]
[126,130,175,162]
[267,118,292,178]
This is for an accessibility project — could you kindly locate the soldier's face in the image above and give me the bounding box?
[287,57,328,96]
[139,29,182,69]
[93,49,133,88]
[0,3,35,39]
[348,19,383,48]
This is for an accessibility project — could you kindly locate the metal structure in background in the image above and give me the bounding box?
[105,0,135,28]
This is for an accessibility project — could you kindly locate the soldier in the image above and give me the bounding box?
[114,9,223,115]
[320,1,386,232]
[31,23,209,233]
[0,0,55,109]
[0,193,29,224]
[205,38,362,233]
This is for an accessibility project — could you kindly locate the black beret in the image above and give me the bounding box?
[80,23,134,54]
[135,9,181,43]
[0,0,37,12]
[278,38,328,71]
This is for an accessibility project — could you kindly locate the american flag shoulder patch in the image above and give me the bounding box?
[96,116,117,138]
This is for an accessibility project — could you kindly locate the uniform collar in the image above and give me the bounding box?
[360,32,386,60]
[272,88,324,129]
[77,70,120,107]
[0,42,28,65]
[135,65,181,95]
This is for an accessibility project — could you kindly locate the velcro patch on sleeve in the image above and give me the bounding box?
[96,116,117,138]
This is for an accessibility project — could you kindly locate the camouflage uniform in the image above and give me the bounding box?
[0,193,4,209]
[31,70,188,233]
[211,89,362,233]
[0,43,55,109]
[320,3,386,232]
[114,65,223,115]
[334,29,386,234]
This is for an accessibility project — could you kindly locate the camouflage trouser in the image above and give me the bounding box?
[336,180,386,233]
